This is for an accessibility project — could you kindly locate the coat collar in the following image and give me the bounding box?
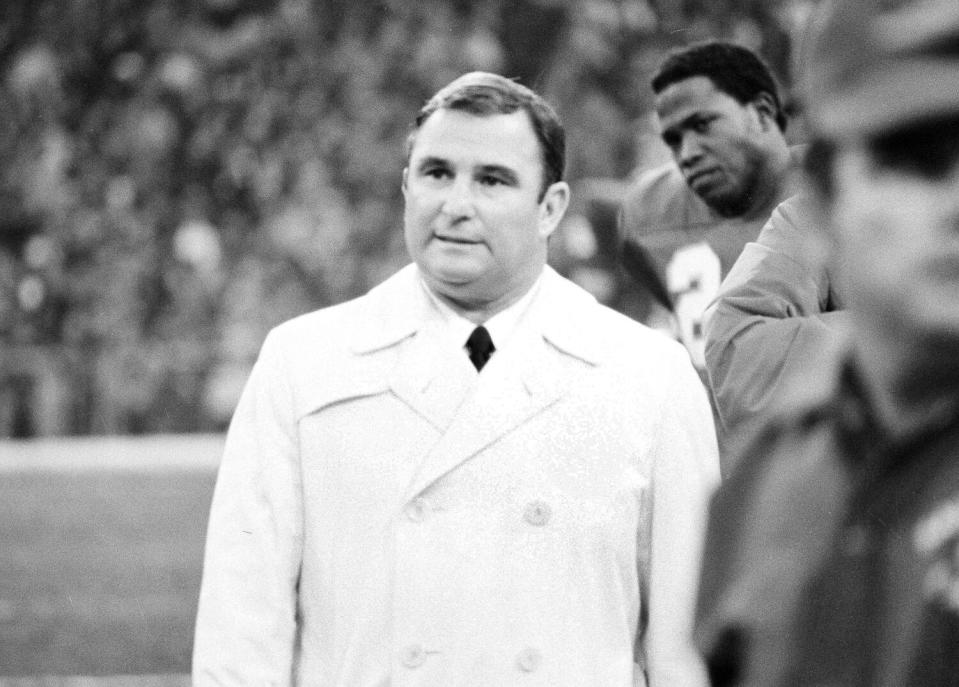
[348,264,426,355]
[354,265,606,501]
[534,266,604,366]
[341,263,609,501]
[347,263,604,366]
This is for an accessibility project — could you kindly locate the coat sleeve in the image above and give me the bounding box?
[193,330,304,685]
[642,344,721,687]
[702,195,848,472]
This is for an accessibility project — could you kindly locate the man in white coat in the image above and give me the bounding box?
[192,71,720,686]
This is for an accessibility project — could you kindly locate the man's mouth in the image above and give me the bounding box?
[435,234,480,245]
[687,168,722,189]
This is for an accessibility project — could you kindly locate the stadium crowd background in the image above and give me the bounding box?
[0,0,808,438]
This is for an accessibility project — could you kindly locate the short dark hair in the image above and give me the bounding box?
[652,40,787,132]
[407,72,566,198]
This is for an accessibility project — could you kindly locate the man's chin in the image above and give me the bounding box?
[696,189,750,218]
[421,268,486,300]
[418,254,483,284]
[426,278,499,316]
[427,267,482,289]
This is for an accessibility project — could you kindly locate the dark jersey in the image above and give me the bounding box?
[620,153,802,369]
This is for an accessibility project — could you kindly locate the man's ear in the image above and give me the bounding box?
[752,92,778,130]
[538,181,571,239]
[401,167,409,196]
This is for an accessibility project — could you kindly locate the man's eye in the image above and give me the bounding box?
[424,167,450,179]
[480,175,506,186]
[691,118,710,134]
[662,132,680,150]
[871,116,959,181]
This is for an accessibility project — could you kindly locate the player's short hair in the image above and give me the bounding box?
[407,72,566,198]
[652,40,787,132]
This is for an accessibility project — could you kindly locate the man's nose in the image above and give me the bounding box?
[440,178,477,219]
[678,134,704,167]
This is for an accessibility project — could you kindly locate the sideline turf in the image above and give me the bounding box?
[0,436,221,676]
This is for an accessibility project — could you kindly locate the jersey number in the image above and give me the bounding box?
[665,242,721,369]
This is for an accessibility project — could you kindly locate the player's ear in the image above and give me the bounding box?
[752,92,778,130]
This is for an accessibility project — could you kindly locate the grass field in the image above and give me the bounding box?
[0,435,223,682]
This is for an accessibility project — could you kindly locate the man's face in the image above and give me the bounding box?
[403,108,568,316]
[655,76,768,217]
[829,122,959,342]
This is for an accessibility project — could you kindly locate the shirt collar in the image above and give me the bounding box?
[349,264,602,366]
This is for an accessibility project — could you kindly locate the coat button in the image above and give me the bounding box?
[401,643,426,668]
[405,497,430,522]
[524,500,551,527]
[516,646,541,672]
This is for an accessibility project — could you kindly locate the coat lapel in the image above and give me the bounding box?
[349,264,476,433]
[350,265,605,501]
[402,268,603,501]
[402,329,569,502]
[387,319,477,432]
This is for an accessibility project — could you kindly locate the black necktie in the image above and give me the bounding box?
[466,326,495,371]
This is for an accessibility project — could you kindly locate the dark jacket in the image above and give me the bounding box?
[696,341,959,686]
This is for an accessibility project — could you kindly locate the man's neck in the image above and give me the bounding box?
[423,269,545,326]
[741,142,794,221]
[434,290,522,325]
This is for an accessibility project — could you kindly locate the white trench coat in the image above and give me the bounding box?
[193,264,719,686]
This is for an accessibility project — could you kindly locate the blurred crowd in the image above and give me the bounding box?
[0,0,801,436]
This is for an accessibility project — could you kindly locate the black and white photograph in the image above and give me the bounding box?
[2,0,958,685]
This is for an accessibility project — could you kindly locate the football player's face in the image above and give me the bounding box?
[656,76,768,218]
[829,118,959,342]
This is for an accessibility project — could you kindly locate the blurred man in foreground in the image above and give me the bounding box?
[695,0,959,684]
[193,71,719,686]
[620,40,802,369]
